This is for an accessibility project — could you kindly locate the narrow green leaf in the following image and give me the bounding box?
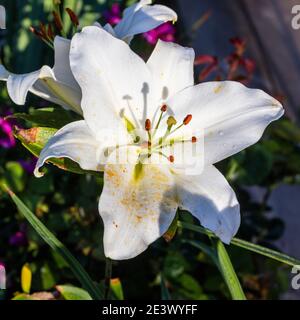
[184,240,245,300]
[5,186,103,300]
[178,221,300,267]
[212,240,246,300]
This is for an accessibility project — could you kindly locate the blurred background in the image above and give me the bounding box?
[0,0,300,300]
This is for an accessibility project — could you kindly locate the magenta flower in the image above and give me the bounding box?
[143,22,176,45]
[103,3,121,26]
[0,117,15,149]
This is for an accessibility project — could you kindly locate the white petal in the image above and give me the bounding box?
[167,81,284,165]
[0,5,5,29]
[7,65,54,105]
[34,120,100,177]
[70,26,154,136]
[52,37,81,93]
[99,150,178,260]
[114,0,177,41]
[176,165,240,243]
[2,37,82,114]
[147,40,194,104]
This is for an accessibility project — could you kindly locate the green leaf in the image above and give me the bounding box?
[8,107,81,129]
[14,126,95,175]
[178,221,300,267]
[212,240,246,300]
[12,294,35,300]
[4,186,103,300]
[56,285,92,300]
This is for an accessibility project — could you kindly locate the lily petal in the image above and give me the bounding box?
[99,150,178,260]
[1,37,82,114]
[34,120,100,177]
[70,26,154,136]
[177,165,240,243]
[0,5,5,29]
[114,0,177,42]
[147,40,194,104]
[166,81,284,165]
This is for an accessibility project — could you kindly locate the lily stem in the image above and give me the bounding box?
[104,258,112,300]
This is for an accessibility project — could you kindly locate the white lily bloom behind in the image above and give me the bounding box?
[34,26,284,260]
[0,1,177,114]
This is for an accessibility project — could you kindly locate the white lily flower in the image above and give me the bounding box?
[34,27,283,260]
[0,5,5,29]
[0,1,176,114]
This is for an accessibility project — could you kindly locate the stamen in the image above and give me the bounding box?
[167,116,177,129]
[183,114,192,125]
[145,119,151,131]
[168,155,175,163]
[192,136,197,143]
[161,104,168,112]
[154,104,168,132]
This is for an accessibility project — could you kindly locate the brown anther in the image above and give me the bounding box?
[52,11,63,31]
[168,155,175,163]
[148,141,152,147]
[183,114,192,125]
[145,119,151,131]
[66,8,79,27]
[192,136,197,143]
[160,104,167,112]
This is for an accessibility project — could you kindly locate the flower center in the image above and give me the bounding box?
[137,104,195,163]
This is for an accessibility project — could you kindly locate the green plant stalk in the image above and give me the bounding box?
[178,221,300,267]
[104,258,112,300]
[3,184,103,300]
[212,239,246,300]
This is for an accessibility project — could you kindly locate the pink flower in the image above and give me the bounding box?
[103,3,121,26]
[143,22,176,45]
[0,117,15,149]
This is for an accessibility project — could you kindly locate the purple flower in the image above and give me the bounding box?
[0,117,15,149]
[9,231,27,247]
[103,3,121,26]
[143,22,176,45]
[18,157,38,174]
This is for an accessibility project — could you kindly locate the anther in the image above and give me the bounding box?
[145,119,151,131]
[168,155,175,163]
[160,104,167,112]
[167,116,177,128]
[192,136,197,143]
[183,114,192,125]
